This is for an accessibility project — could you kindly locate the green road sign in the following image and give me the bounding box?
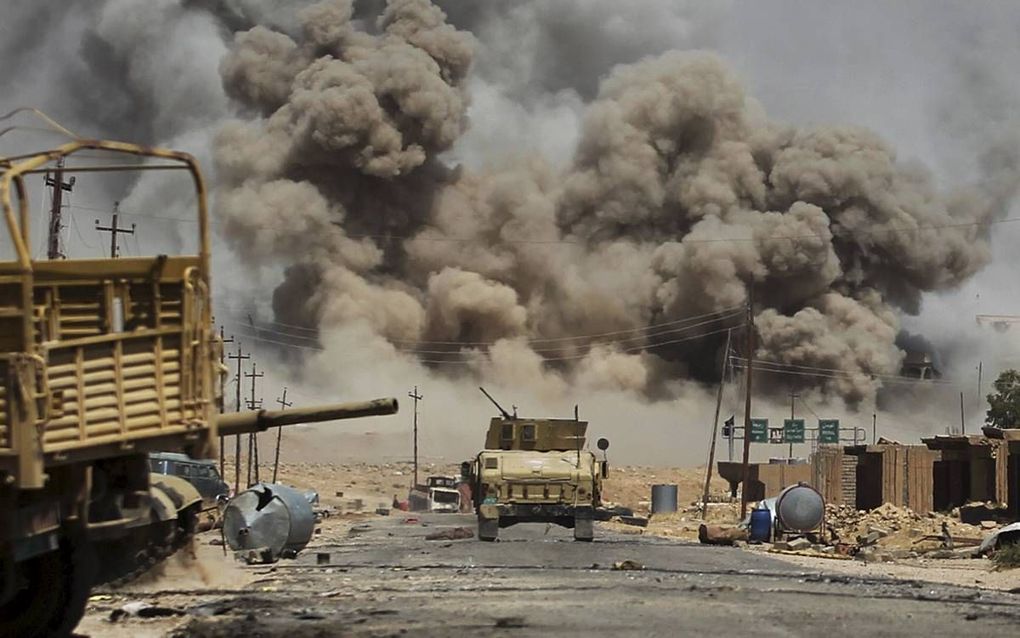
[818,419,840,444]
[783,418,805,443]
[749,418,768,443]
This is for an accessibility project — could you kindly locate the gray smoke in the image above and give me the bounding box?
[213,0,1019,406]
[4,0,1019,424]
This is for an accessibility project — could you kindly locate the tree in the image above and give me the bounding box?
[986,369,1020,428]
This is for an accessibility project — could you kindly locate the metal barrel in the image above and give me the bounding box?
[217,397,398,437]
[775,482,824,532]
[650,484,678,514]
[223,482,316,559]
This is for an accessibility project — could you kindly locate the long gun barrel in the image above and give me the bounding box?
[478,386,512,420]
[217,397,399,437]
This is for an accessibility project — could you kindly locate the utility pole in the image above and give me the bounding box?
[218,326,234,480]
[44,157,74,259]
[739,287,755,519]
[227,347,250,495]
[245,362,264,486]
[701,328,732,519]
[94,201,135,258]
[409,386,423,487]
[272,387,292,483]
[977,361,983,408]
[960,392,966,435]
[788,391,799,458]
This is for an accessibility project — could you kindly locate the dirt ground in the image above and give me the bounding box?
[262,460,729,517]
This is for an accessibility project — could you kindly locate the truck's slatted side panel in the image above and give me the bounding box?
[0,258,208,461]
[42,334,189,447]
[127,283,183,329]
[31,280,188,344]
[0,374,8,449]
[1,280,24,447]
[57,290,104,339]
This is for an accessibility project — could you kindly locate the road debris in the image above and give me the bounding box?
[425,527,475,541]
[698,524,749,546]
[109,601,184,622]
[612,560,644,571]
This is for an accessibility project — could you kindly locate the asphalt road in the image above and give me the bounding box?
[158,514,1020,637]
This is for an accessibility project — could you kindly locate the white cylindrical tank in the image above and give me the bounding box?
[774,483,824,533]
[223,483,316,559]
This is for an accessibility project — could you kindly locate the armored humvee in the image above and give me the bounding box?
[0,133,398,637]
[466,389,609,542]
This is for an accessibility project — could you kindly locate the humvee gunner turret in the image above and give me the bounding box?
[465,388,609,542]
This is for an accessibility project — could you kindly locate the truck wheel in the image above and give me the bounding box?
[574,517,594,542]
[478,517,499,542]
[0,537,96,638]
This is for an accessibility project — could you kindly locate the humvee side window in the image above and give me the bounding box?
[500,423,514,441]
[521,424,536,441]
[485,457,499,469]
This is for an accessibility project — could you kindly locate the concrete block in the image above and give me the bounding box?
[787,537,811,551]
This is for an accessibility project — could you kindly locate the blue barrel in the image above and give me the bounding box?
[749,507,772,542]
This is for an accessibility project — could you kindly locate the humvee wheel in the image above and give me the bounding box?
[0,538,96,638]
[478,517,499,542]
[574,517,594,542]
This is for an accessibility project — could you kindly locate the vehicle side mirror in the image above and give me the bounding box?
[597,438,609,451]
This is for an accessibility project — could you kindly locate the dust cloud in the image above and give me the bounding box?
[4,1,1019,464]
[214,0,1018,420]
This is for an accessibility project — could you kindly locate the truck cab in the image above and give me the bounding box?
[409,475,461,513]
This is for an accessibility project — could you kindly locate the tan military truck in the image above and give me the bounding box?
[466,389,610,542]
[0,133,398,637]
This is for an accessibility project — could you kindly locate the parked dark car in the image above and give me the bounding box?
[149,453,230,504]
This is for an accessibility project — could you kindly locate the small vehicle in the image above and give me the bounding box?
[149,452,230,505]
[408,475,461,513]
[465,388,610,542]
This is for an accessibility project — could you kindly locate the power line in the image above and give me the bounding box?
[729,355,958,385]
[216,304,744,348]
[222,309,744,355]
[730,360,957,387]
[221,322,741,365]
[65,202,1020,247]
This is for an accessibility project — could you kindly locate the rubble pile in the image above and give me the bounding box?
[604,501,742,540]
[825,503,985,551]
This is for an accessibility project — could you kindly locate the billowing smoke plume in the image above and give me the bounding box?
[214,0,1018,405]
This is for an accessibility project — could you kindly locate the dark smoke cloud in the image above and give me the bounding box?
[214,0,1019,405]
[4,0,1018,418]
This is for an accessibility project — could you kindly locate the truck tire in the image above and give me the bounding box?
[0,536,96,638]
[478,517,499,542]
[574,517,594,542]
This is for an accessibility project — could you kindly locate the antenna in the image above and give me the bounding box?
[478,386,512,420]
